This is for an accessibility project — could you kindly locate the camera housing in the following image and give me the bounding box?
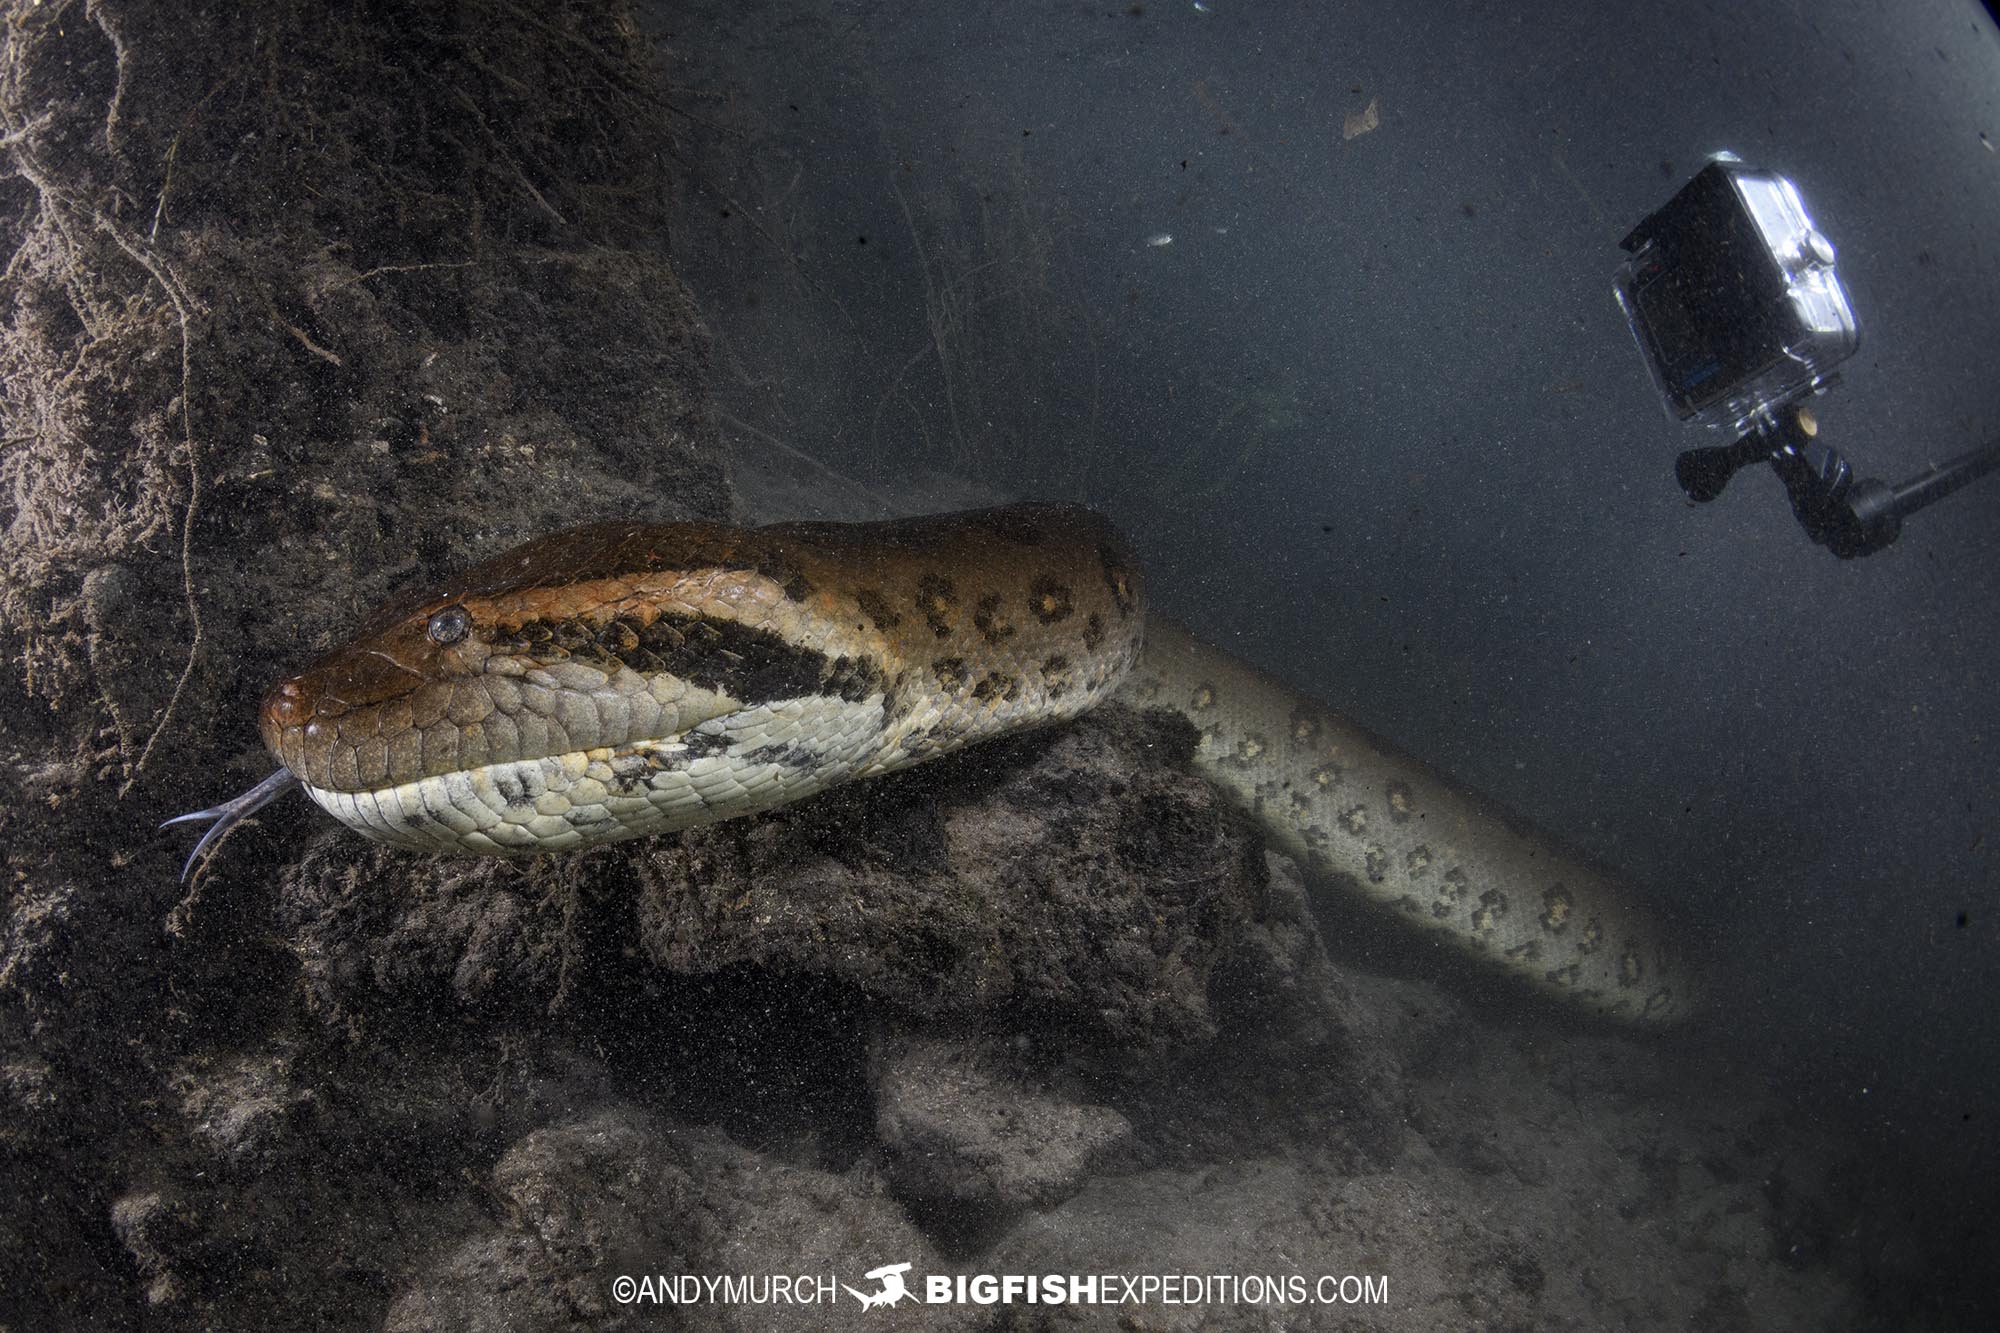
[1616,154,1858,433]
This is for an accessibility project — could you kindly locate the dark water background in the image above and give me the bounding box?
[651,0,2000,1197]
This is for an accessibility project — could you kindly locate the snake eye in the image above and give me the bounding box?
[427,604,471,645]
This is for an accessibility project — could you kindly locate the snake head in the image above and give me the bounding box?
[259,591,500,793]
[241,505,1139,858]
[255,521,882,801]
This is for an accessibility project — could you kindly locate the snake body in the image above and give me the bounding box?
[195,503,1685,1024]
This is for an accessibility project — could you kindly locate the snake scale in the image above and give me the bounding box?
[171,502,1687,1025]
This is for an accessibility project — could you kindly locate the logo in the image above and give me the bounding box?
[842,1261,914,1310]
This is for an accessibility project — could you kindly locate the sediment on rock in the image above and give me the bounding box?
[0,3,726,1325]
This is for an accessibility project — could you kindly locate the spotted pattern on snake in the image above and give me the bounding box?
[185,502,1686,1025]
[1123,619,1684,1024]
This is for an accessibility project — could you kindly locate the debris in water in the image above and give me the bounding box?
[1343,96,1381,141]
[1145,232,1174,247]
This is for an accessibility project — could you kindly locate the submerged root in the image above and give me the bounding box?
[0,0,714,787]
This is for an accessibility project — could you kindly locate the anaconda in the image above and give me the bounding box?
[168,502,1687,1024]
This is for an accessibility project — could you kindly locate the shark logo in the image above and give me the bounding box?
[843,1261,915,1310]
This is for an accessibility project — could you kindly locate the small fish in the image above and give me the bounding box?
[1144,232,1174,248]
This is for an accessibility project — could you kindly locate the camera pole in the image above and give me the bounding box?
[1674,405,2000,557]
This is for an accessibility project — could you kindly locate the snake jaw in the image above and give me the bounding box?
[159,767,301,881]
[286,690,896,855]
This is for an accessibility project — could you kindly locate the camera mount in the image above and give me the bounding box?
[1672,405,2000,558]
[1616,153,1995,557]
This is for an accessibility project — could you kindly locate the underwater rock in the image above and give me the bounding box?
[169,1049,318,1174]
[871,1033,1133,1217]
[107,1187,202,1309]
[629,705,1273,1073]
[383,1107,697,1330]
[385,1105,939,1332]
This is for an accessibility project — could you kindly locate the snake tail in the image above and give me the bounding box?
[1120,619,1686,1024]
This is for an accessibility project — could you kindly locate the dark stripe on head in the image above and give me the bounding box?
[491,611,882,705]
